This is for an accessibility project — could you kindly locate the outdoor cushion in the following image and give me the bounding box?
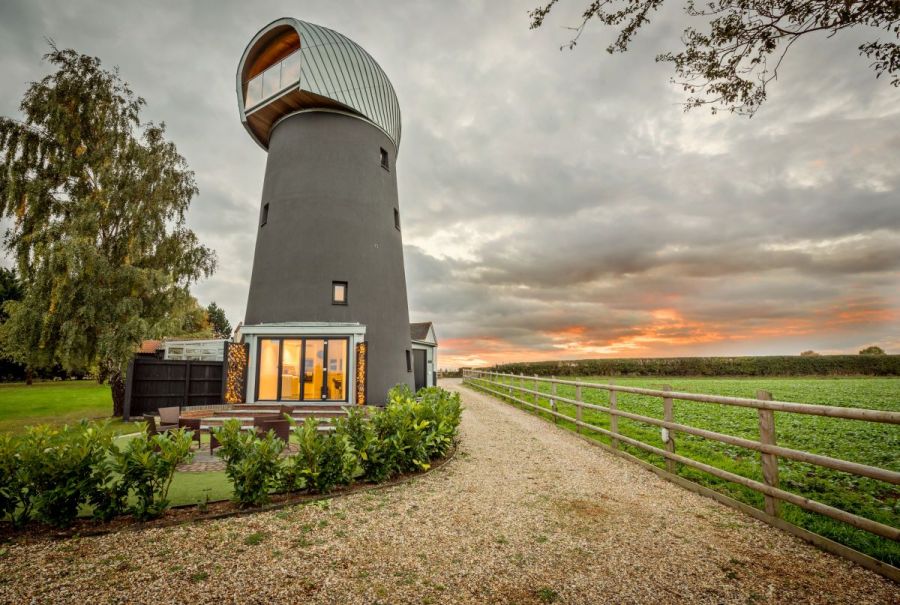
[158,406,180,426]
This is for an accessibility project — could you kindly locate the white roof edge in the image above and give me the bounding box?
[239,322,368,337]
[244,322,363,327]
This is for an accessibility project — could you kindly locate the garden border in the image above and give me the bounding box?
[4,443,459,542]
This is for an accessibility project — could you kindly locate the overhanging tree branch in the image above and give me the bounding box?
[529,0,900,114]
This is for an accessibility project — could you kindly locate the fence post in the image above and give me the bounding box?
[609,382,619,450]
[550,378,558,423]
[123,358,135,421]
[183,360,192,409]
[757,389,781,518]
[533,375,539,405]
[575,384,583,433]
[662,384,676,474]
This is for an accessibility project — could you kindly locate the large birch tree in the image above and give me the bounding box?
[0,46,216,414]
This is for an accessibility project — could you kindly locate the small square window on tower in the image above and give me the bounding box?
[332,281,348,305]
[260,203,269,227]
[394,208,401,231]
[380,147,389,171]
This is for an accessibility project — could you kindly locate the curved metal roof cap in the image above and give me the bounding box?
[237,18,401,150]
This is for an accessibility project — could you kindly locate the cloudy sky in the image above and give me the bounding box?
[1,1,898,368]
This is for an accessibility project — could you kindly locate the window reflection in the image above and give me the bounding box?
[332,281,347,305]
[245,50,302,110]
[246,77,263,108]
[304,340,325,400]
[327,340,347,400]
[258,339,279,400]
[262,63,281,100]
[281,52,301,86]
[281,340,301,400]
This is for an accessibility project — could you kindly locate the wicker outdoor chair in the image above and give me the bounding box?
[178,417,202,446]
[142,414,160,437]
[256,418,291,443]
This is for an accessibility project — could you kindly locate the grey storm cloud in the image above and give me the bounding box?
[1,0,898,365]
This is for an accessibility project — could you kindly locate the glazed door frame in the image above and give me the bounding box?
[254,336,349,403]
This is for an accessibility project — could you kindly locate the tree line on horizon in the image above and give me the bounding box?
[491,352,899,377]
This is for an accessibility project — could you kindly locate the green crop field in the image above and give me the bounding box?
[0,381,140,434]
[471,375,900,566]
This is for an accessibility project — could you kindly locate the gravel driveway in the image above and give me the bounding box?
[1,379,896,604]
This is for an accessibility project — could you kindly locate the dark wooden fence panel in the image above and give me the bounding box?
[124,358,223,419]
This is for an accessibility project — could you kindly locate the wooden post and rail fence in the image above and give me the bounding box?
[461,369,900,581]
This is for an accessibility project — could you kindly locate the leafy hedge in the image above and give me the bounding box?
[215,385,462,507]
[0,386,462,526]
[493,355,900,377]
[0,423,194,527]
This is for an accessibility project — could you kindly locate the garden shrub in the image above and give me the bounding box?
[0,422,193,526]
[87,453,130,522]
[277,386,462,496]
[332,407,390,482]
[0,386,463,529]
[332,384,463,482]
[0,436,11,518]
[213,420,285,507]
[284,417,361,494]
[0,422,113,528]
[113,428,194,520]
[372,385,461,476]
[28,422,113,528]
[0,433,28,526]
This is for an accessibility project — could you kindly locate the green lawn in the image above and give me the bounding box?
[108,433,233,508]
[168,471,232,507]
[1,385,233,514]
[0,381,141,434]
[473,375,900,566]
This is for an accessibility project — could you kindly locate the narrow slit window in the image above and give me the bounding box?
[380,147,389,171]
[406,349,412,372]
[261,203,269,227]
[332,281,348,305]
[394,208,401,231]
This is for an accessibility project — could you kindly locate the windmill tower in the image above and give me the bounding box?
[235,18,413,405]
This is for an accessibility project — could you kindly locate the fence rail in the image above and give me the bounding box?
[462,369,900,580]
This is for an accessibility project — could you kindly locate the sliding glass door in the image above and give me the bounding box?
[303,339,325,401]
[281,340,302,401]
[327,340,347,400]
[258,339,280,400]
[256,337,349,402]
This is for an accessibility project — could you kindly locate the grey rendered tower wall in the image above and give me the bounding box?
[244,111,414,401]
